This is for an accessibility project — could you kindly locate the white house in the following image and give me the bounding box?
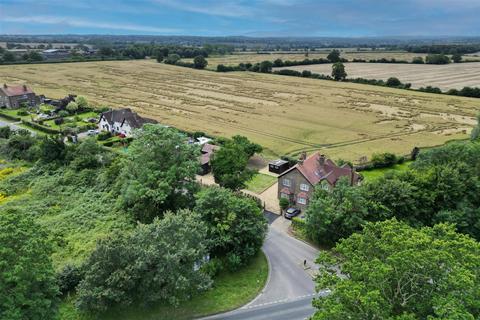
[98,108,157,136]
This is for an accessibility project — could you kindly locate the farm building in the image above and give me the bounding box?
[278,153,360,211]
[42,49,71,60]
[99,108,157,137]
[269,159,290,174]
[0,84,39,108]
[199,143,220,175]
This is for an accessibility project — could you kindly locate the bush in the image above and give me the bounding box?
[57,264,83,295]
[371,152,397,168]
[386,77,402,87]
[58,110,69,117]
[0,126,11,139]
[54,117,64,125]
[96,131,112,141]
[17,110,29,116]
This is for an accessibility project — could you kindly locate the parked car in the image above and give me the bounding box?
[87,129,99,136]
[284,208,301,219]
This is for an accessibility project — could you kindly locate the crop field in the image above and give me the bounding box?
[0,60,479,161]
[190,51,432,70]
[276,62,480,91]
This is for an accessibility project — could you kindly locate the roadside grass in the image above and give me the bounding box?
[58,251,268,320]
[246,173,277,194]
[360,161,412,182]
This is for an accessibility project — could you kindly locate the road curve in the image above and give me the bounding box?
[202,212,320,320]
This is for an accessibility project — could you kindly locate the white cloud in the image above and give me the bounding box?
[1,15,181,33]
[152,0,252,17]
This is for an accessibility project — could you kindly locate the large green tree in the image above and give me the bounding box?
[305,178,387,246]
[76,210,211,313]
[118,125,199,222]
[193,55,208,69]
[313,219,480,320]
[0,209,59,320]
[194,187,267,269]
[232,135,262,158]
[331,62,347,81]
[327,49,341,63]
[211,142,255,190]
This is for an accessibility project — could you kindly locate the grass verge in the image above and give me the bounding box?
[58,251,268,320]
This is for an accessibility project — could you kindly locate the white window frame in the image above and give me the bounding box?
[300,183,309,191]
[282,178,291,187]
[297,197,307,205]
[281,193,289,199]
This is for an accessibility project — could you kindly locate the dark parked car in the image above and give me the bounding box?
[284,208,301,219]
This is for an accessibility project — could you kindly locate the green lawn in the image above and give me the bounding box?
[0,108,32,121]
[58,251,268,320]
[246,173,277,194]
[360,161,412,182]
[43,111,98,130]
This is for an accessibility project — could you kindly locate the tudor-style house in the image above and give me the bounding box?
[278,152,360,211]
[98,108,157,137]
[0,84,39,108]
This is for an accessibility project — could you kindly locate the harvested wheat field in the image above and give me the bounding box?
[276,62,480,91]
[1,60,479,161]
[190,51,432,70]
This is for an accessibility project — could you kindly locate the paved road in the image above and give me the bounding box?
[203,212,321,320]
[205,296,316,320]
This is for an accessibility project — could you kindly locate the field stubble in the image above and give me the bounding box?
[0,60,479,162]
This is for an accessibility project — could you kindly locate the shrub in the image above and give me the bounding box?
[57,264,83,295]
[58,110,69,117]
[17,110,29,116]
[54,117,64,125]
[96,131,112,141]
[386,77,402,87]
[371,152,397,168]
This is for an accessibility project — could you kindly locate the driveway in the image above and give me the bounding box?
[202,212,322,320]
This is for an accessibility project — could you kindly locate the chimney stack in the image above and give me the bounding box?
[23,85,27,91]
[318,154,326,167]
[3,84,7,89]
[298,151,307,165]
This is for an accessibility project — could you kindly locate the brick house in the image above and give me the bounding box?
[277,153,360,211]
[0,84,38,108]
[98,108,157,137]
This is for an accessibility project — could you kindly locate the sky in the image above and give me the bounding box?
[1,0,479,37]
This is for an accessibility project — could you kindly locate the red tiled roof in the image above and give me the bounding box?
[280,187,292,195]
[201,143,220,154]
[280,153,360,186]
[199,143,219,165]
[1,84,34,97]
